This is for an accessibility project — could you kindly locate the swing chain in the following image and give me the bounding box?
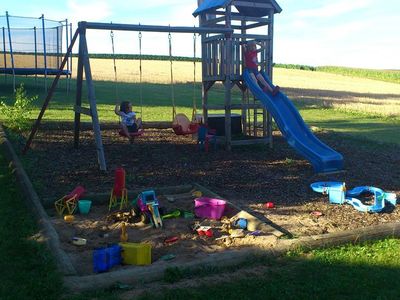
[138,31,143,118]
[110,30,118,100]
[168,32,176,120]
[192,33,197,122]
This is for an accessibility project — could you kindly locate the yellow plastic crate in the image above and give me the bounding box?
[119,242,152,265]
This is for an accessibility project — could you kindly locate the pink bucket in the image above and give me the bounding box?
[194,197,226,220]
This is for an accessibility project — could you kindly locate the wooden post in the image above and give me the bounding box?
[240,20,247,136]
[200,14,208,124]
[267,11,274,148]
[224,5,232,151]
[202,82,208,124]
[80,30,107,171]
[73,26,85,149]
[261,40,267,137]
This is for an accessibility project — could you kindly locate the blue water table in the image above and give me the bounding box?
[310,182,397,213]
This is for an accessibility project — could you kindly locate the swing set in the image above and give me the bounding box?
[110,30,144,139]
[110,28,200,137]
[23,22,232,171]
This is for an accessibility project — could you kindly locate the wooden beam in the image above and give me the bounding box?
[81,21,233,34]
[201,16,226,27]
[245,22,269,30]
[233,1,275,9]
[224,5,232,151]
[80,32,107,171]
[73,29,85,149]
[204,81,215,92]
[231,14,270,23]
[230,137,271,146]
[232,33,270,40]
[205,103,264,110]
[22,29,79,154]
[203,34,224,43]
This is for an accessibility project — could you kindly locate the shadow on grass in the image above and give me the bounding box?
[0,148,63,300]
[62,243,400,300]
[136,257,400,300]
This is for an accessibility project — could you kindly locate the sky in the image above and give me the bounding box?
[2,0,400,69]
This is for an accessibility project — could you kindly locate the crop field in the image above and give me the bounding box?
[78,58,400,118]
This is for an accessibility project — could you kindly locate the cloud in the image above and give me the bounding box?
[294,0,374,18]
[67,0,112,23]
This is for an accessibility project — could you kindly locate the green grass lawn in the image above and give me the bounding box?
[0,147,62,300]
[136,239,400,300]
[301,108,400,145]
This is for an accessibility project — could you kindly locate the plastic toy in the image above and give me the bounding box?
[136,190,163,228]
[64,215,74,223]
[54,185,85,215]
[93,244,122,273]
[160,254,176,261]
[264,202,274,209]
[119,242,151,265]
[72,237,87,246]
[162,209,181,220]
[120,222,128,242]
[311,182,397,213]
[197,124,217,152]
[164,236,179,244]
[194,197,226,220]
[109,167,128,211]
[197,226,213,237]
[78,199,92,214]
[234,218,248,229]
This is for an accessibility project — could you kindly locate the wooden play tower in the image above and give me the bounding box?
[194,0,282,150]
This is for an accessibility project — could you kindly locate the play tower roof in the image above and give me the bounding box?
[193,0,282,17]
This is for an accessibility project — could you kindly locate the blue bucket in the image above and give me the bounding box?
[78,200,92,214]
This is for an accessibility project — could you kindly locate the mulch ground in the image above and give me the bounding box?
[17,123,400,238]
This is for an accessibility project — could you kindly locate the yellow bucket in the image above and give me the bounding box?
[119,242,152,265]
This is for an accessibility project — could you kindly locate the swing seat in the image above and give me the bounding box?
[172,113,199,135]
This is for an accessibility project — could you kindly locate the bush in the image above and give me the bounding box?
[0,84,36,132]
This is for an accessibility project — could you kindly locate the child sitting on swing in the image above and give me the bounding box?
[115,101,142,142]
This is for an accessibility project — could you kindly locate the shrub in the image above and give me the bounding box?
[0,84,36,132]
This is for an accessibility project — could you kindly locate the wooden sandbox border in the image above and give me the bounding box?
[2,126,400,292]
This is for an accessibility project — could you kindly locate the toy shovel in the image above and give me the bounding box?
[162,209,181,220]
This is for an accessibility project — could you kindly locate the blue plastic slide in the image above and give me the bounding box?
[243,69,343,173]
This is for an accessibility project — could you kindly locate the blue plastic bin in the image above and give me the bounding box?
[93,244,122,273]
